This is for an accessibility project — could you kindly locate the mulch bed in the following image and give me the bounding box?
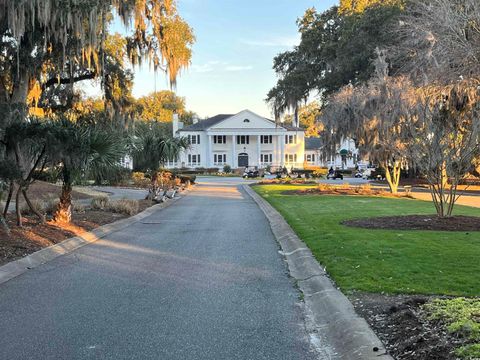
[350,292,464,360]
[343,215,480,231]
[282,188,392,196]
[0,199,154,266]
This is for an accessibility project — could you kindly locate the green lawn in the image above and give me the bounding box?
[254,184,480,296]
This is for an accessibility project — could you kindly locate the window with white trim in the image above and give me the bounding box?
[305,154,315,162]
[188,154,201,166]
[213,135,226,144]
[285,154,297,163]
[214,154,227,165]
[285,134,297,144]
[260,153,273,163]
[188,134,201,145]
[237,135,250,145]
[260,135,273,144]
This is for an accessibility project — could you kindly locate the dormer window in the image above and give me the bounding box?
[243,119,250,123]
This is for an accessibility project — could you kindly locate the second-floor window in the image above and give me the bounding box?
[213,135,227,144]
[188,134,201,145]
[261,135,273,144]
[237,135,250,144]
[285,134,297,144]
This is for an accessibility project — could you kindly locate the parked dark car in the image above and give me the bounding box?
[243,169,260,178]
[326,170,344,180]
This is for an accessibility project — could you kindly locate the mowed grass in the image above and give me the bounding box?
[254,184,480,296]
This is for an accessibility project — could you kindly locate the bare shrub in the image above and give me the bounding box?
[20,199,45,215]
[44,197,59,214]
[107,199,139,216]
[72,202,86,213]
[91,196,109,210]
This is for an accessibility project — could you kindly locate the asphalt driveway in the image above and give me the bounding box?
[0,177,316,360]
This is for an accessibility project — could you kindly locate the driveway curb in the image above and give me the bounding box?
[0,187,193,286]
[243,185,393,360]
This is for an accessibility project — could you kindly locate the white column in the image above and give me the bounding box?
[280,134,285,167]
[275,135,281,168]
[232,135,236,168]
[207,134,212,167]
[257,135,261,168]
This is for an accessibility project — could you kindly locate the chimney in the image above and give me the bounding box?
[192,115,199,124]
[173,113,179,137]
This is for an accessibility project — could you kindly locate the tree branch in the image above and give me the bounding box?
[42,72,97,90]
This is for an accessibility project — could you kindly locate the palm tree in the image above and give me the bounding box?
[132,122,188,200]
[47,119,126,223]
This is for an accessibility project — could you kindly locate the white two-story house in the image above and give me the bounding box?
[171,110,305,170]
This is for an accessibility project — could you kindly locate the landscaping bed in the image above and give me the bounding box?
[282,184,393,196]
[0,199,153,266]
[344,215,480,231]
[351,293,480,360]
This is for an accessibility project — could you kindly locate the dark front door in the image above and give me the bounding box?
[238,153,249,167]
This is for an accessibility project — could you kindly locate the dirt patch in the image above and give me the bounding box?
[350,292,468,360]
[0,199,154,266]
[343,215,480,231]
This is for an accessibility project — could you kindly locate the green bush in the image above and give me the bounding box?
[223,164,232,173]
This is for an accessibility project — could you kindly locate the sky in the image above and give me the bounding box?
[115,0,338,119]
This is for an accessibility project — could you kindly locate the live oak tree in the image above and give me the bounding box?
[267,2,403,119]
[136,91,186,122]
[0,0,194,225]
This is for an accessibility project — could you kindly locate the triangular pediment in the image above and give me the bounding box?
[209,110,280,130]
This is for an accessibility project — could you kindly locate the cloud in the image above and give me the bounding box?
[190,60,223,73]
[225,65,253,72]
[190,61,253,73]
[240,35,300,48]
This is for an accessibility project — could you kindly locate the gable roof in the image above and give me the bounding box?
[179,114,233,131]
[179,110,303,132]
[305,137,323,150]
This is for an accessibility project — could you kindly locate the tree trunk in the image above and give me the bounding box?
[54,169,73,223]
[3,181,14,217]
[0,213,9,234]
[22,189,45,223]
[147,171,159,201]
[54,183,73,223]
[10,70,30,105]
[384,161,401,194]
[15,188,22,227]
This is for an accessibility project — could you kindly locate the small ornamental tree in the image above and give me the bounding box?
[402,82,480,217]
